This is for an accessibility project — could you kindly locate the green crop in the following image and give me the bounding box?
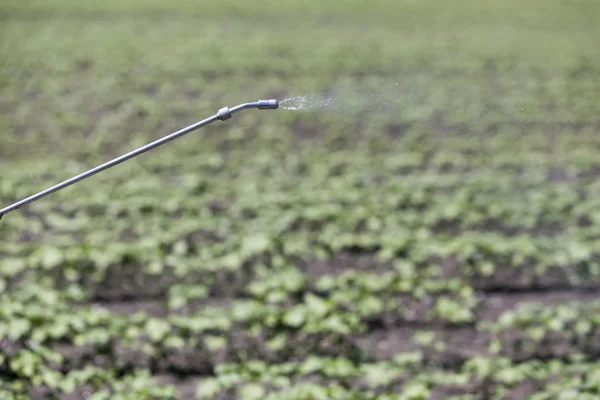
[2,0,600,398]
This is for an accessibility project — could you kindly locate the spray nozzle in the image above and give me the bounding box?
[258,99,279,109]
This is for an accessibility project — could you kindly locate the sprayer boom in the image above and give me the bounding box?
[0,99,278,220]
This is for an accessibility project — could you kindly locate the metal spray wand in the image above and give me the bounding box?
[0,99,279,220]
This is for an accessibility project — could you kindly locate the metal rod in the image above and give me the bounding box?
[0,99,278,220]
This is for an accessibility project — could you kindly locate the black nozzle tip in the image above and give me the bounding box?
[257,99,278,110]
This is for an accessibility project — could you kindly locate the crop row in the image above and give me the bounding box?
[194,356,600,400]
[4,155,600,246]
[2,281,600,373]
[3,226,600,302]
[0,365,178,400]
[3,345,599,400]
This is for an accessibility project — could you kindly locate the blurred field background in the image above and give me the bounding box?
[1,1,600,399]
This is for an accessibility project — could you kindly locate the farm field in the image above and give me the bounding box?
[1,0,600,399]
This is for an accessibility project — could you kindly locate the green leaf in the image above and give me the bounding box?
[568,241,591,262]
[0,258,26,276]
[88,391,111,400]
[173,240,188,256]
[85,328,111,346]
[147,261,164,275]
[145,318,171,342]
[393,351,422,366]
[324,314,351,334]
[8,319,31,340]
[315,275,336,291]
[299,356,325,374]
[64,268,80,281]
[305,293,330,317]
[324,357,355,378]
[281,268,306,292]
[220,253,242,270]
[60,375,77,393]
[164,336,185,349]
[205,335,226,351]
[283,304,307,327]
[10,351,39,377]
[266,333,287,351]
[357,295,383,315]
[489,339,502,354]
[401,381,430,399]
[42,369,62,389]
[168,295,186,310]
[363,363,399,386]
[266,290,287,304]
[41,246,63,269]
[48,320,69,339]
[239,383,265,400]
[575,320,592,336]
[495,367,524,385]
[527,326,545,342]
[241,234,270,256]
[548,317,564,332]
[432,296,473,323]
[479,261,495,276]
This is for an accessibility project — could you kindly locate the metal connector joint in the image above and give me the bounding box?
[217,106,232,121]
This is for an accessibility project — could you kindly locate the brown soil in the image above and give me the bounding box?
[299,251,395,282]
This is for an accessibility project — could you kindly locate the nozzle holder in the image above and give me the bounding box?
[217,99,278,121]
